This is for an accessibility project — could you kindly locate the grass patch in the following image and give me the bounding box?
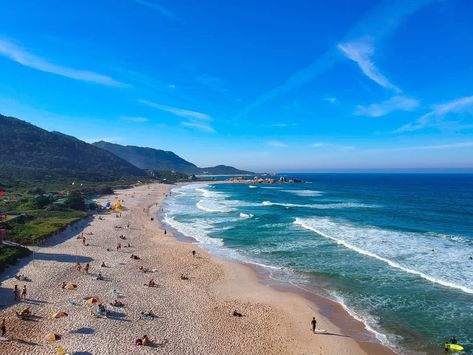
[7,209,88,245]
[0,244,32,273]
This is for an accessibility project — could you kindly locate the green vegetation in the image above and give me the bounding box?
[8,209,87,245]
[0,114,146,183]
[93,141,254,175]
[0,188,87,271]
[0,244,31,273]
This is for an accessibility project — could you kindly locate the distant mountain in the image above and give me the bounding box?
[93,141,200,173]
[199,165,253,175]
[0,114,146,183]
[93,141,254,175]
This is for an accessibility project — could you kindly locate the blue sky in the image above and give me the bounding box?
[1,0,473,171]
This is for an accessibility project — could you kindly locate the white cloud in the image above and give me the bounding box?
[355,95,419,117]
[237,1,432,117]
[323,97,337,104]
[267,140,288,148]
[122,116,149,123]
[84,136,124,143]
[139,99,212,121]
[139,99,215,133]
[395,95,473,133]
[180,121,215,133]
[0,38,127,87]
[397,141,473,151]
[133,0,175,19]
[310,142,355,150]
[338,40,400,93]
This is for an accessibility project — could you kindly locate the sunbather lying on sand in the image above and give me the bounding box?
[110,299,124,307]
[15,274,31,282]
[180,274,189,280]
[130,254,140,260]
[233,310,243,317]
[135,335,150,346]
[144,279,156,287]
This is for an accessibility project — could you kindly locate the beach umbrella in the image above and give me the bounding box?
[45,333,61,342]
[64,282,77,290]
[51,311,68,319]
[86,297,100,304]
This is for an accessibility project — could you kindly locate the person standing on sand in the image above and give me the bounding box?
[1,318,5,337]
[311,317,317,333]
[84,263,90,274]
[192,250,196,258]
[21,285,27,299]
[13,285,20,301]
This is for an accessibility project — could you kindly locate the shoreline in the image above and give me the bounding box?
[0,182,395,354]
[159,182,396,355]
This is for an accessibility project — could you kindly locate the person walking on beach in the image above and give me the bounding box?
[21,285,27,299]
[192,250,196,258]
[311,317,317,333]
[84,263,90,274]
[1,318,5,337]
[13,285,20,301]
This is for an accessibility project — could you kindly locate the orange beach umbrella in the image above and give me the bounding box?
[45,333,61,342]
[86,297,100,304]
[51,311,68,319]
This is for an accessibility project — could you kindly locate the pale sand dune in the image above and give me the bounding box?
[0,183,394,354]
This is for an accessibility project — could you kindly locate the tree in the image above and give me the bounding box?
[65,190,86,210]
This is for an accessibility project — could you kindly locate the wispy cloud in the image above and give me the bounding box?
[310,142,356,150]
[323,97,338,104]
[84,136,124,144]
[267,140,288,148]
[121,116,149,123]
[139,99,215,133]
[139,100,211,121]
[355,95,419,117]
[338,39,400,93]
[238,0,433,117]
[133,0,175,19]
[0,38,127,87]
[396,141,473,151]
[181,121,215,133]
[270,122,297,128]
[395,95,473,133]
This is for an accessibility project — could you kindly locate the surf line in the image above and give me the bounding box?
[294,219,473,295]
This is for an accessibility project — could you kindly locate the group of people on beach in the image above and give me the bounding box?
[12,284,27,301]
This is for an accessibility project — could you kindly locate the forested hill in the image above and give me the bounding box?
[93,141,201,174]
[93,141,254,175]
[0,114,146,184]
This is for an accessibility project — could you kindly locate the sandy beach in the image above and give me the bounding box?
[0,183,394,355]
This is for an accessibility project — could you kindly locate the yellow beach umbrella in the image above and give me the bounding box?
[45,333,61,342]
[51,311,68,319]
[86,297,100,304]
[64,282,77,290]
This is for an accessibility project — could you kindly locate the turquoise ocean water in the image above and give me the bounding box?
[161,174,473,354]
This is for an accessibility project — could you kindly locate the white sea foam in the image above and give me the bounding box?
[262,201,374,209]
[239,212,254,219]
[294,217,473,294]
[281,189,323,197]
[249,185,257,189]
[196,200,234,213]
[329,291,395,348]
[163,214,224,247]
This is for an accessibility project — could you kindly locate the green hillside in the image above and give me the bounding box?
[0,114,147,185]
[93,141,201,173]
[93,141,254,175]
